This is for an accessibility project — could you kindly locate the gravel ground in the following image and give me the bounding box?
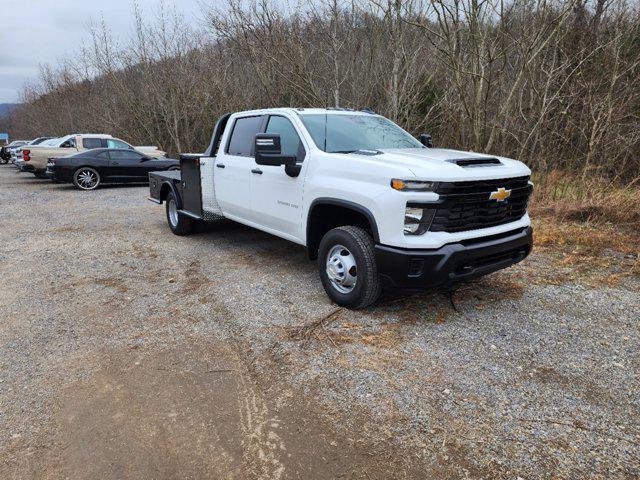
[0,165,638,479]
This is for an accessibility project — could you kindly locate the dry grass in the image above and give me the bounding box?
[533,218,638,257]
[529,218,639,285]
[522,171,640,284]
[531,171,640,227]
[531,172,638,256]
[361,328,403,349]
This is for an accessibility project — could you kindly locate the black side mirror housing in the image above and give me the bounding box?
[254,133,297,167]
[419,134,433,148]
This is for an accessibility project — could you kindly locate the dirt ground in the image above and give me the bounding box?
[0,166,638,479]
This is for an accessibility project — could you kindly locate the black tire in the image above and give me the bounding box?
[166,192,193,236]
[318,225,381,309]
[72,167,101,190]
[34,171,48,179]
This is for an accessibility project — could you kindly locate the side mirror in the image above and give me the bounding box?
[419,134,433,148]
[141,156,151,162]
[254,133,296,167]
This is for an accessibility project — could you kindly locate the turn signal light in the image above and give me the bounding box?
[391,179,438,192]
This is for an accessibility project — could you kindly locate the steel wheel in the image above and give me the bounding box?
[74,168,100,190]
[168,196,179,227]
[325,244,358,293]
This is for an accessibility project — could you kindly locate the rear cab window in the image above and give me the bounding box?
[82,138,102,149]
[107,139,132,149]
[226,116,263,157]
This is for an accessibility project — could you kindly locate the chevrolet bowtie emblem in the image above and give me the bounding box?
[489,187,511,202]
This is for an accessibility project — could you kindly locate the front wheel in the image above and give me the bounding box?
[318,226,381,309]
[166,192,193,236]
[73,167,101,190]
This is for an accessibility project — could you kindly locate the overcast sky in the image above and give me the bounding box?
[0,0,208,103]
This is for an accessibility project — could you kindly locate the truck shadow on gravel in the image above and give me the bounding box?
[189,219,529,324]
[284,272,527,351]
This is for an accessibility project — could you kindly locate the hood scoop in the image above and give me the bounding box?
[447,157,502,167]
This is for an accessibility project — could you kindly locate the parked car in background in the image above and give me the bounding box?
[21,134,166,177]
[14,138,59,171]
[0,140,29,164]
[47,148,179,190]
[13,137,54,164]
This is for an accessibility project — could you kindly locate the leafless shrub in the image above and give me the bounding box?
[6,0,640,192]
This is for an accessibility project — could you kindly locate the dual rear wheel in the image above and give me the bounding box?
[165,192,194,236]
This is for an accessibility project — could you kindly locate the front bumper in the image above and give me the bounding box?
[375,226,533,290]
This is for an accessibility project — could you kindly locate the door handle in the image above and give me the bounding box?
[216,163,225,168]
[112,162,119,165]
[251,168,263,175]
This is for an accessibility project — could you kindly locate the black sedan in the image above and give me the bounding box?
[47,148,179,190]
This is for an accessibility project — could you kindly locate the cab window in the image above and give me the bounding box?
[82,138,102,149]
[226,116,263,157]
[265,116,304,160]
[61,138,76,148]
[107,139,132,149]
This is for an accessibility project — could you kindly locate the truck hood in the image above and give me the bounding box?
[353,148,530,180]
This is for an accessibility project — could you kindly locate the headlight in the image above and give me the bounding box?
[404,205,435,235]
[391,179,438,192]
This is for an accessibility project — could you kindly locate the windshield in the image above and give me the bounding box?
[300,114,423,153]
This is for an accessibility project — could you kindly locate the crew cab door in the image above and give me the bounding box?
[214,115,263,219]
[250,115,307,240]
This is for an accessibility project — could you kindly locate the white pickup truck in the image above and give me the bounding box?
[149,108,533,308]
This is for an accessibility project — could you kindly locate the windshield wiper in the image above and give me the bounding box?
[330,149,383,155]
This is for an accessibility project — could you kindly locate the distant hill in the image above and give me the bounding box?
[0,104,18,118]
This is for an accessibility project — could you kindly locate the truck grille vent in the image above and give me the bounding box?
[429,176,532,233]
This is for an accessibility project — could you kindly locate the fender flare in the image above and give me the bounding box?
[160,181,183,209]
[307,197,380,243]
